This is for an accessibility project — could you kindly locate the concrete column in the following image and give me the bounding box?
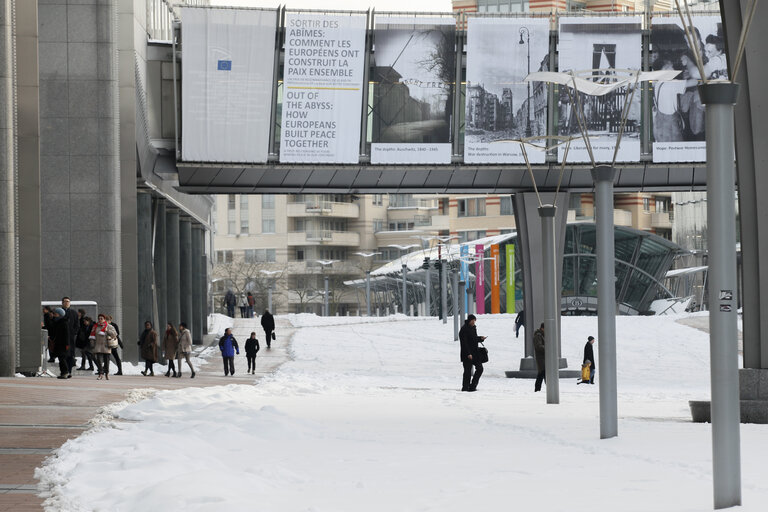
[441,261,447,324]
[512,192,569,366]
[452,268,459,341]
[324,276,329,316]
[459,280,466,326]
[191,225,203,345]
[592,165,618,439]
[365,271,371,316]
[425,265,431,316]
[700,82,742,509]
[15,0,41,373]
[199,231,207,335]
[153,199,167,341]
[0,0,17,376]
[540,205,560,404]
[201,253,209,334]
[401,264,408,316]
[137,192,153,344]
[165,209,180,328]
[179,218,193,334]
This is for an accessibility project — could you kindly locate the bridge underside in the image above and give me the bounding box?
[176,161,708,194]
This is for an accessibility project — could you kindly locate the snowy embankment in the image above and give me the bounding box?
[36,313,768,511]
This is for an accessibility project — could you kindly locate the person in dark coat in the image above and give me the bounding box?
[533,323,546,392]
[245,332,260,375]
[459,314,487,392]
[50,308,71,379]
[224,290,236,318]
[218,327,240,376]
[246,292,255,319]
[42,306,56,363]
[261,310,275,349]
[583,335,596,384]
[514,309,525,338]
[138,321,159,376]
[75,310,95,371]
[61,297,79,374]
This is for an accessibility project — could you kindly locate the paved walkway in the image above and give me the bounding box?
[0,317,293,511]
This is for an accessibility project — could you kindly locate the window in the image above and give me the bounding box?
[500,196,513,216]
[262,219,276,233]
[458,198,486,217]
[216,250,233,264]
[373,219,384,232]
[262,194,275,233]
[244,249,256,263]
[458,231,487,244]
[227,195,236,235]
[296,249,305,261]
[655,198,670,213]
[240,195,249,234]
[643,198,650,212]
[372,194,383,206]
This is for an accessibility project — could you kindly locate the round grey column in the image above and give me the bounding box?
[591,165,618,439]
[699,82,742,509]
[179,218,193,334]
[539,205,560,404]
[165,209,181,329]
[137,192,153,337]
[191,225,203,345]
[154,199,167,342]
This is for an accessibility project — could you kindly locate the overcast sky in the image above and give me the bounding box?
[209,0,453,13]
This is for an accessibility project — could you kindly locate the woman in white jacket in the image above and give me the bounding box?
[176,322,196,378]
[90,314,117,380]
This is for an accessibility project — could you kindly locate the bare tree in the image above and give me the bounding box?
[212,257,285,314]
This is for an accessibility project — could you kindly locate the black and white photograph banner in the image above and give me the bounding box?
[181,8,277,163]
[464,17,549,164]
[558,16,642,164]
[280,13,367,164]
[370,16,455,165]
[651,16,725,163]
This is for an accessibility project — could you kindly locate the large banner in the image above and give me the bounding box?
[490,244,500,314]
[460,244,469,313]
[370,17,455,164]
[651,16,724,163]
[181,8,277,163]
[475,244,485,315]
[465,17,549,164]
[558,17,642,163]
[280,14,367,164]
[506,244,515,314]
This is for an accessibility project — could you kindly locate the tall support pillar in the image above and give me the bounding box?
[539,205,559,404]
[153,199,167,341]
[425,265,431,316]
[201,253,209,334]
[179,218,193,333]
[191,225,204,345]
[365,271,371,316]
[591,165,618,439]
[700,82,741,509]
[402,264,408,316]
[441,261,448,324]
[165,209,181,329]
[324,276,329,316]
[452,268,459,341]
[137,193,153,349]
[459,280,466,326]
[268,282,273,312]
[0,0,18,376]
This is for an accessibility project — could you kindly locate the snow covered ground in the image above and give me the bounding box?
[36,313,768,511]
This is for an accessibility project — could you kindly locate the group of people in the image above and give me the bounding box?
[459,316,596,393]
[223,289,257,319]
[42,297,197,380]
[216,310,276,376]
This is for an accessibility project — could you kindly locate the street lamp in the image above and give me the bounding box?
[519,26,532,137]
[353,252,381,316]
[260,270,281,313]
[315,259,338,316]
[387,244,419,315]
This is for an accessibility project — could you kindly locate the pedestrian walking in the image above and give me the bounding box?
[580,335,596,385]
[176,323,196,378]
[163,323,179,378]
[534,323,546,392]
[239,294,248,318]
[138,321,158,376]
[224,289,236,318]
[246,292,255,318]
[514,309,525,338]
[218,327,239,376]
[75,311,95,371]
[42,306,55,363]
[61,297,79,375]
[50,308,71,379]
[106,315,123,375]
[245,332,260,374]
[90,314,117,380]
[459,314,487,392]
[261,310,275,349]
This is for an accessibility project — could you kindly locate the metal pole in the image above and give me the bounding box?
[699,82,741,510]
[539,206,559,404]
[324,276,329,317]
[441,260,448,325]
[425,264,431,317]
[591,165,618,439]
[366,270,371,316]
[459,280,466,326]
[402,264,408,316]
[452,268,459,341]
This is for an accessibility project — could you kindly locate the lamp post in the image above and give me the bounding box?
[315,259,338,316]
[353,252,380,316]
[519,26,531,137]
[388,244,418,315]
[260,270,281,313]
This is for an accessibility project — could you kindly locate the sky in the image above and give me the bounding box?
[209,0,454,12]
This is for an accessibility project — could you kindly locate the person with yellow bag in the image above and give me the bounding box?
[578,336,596,385]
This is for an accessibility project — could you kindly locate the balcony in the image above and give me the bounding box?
[286,230,360,246]
[650,211,672,229]
[286,201,359,218]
